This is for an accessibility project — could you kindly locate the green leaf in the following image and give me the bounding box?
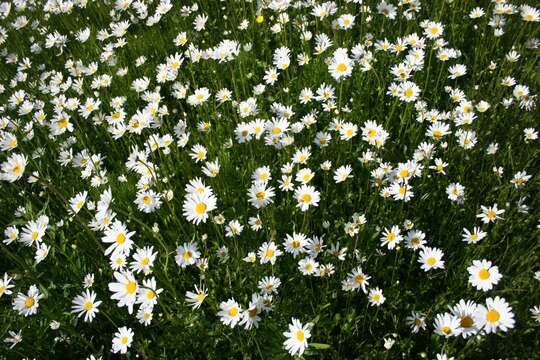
[309,343,331,350]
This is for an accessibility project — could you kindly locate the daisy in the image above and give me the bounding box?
[248,183,275,209]
[434,312,462,337]
[182,192,217,225]
[108,271,138,314]
[380,226,403,250]
[175,242,200,268]
[240,299,262,330]
[405,311,427,333]
[258,276,281,295]
[225,220,244,237]
[328,48,353,80]
[474,297,515,333]
[405,230,426,250]
[476,204,505,224]
[283,232,309,258]
[530,306,540,323]
[283,318,311,357]
[71,289,102,322]
[368,288,385,306]
[185,285,207,309]
[69,191,88,215]
[112,327,134,354]
[130,246,157,275]
[333,165,353,183]
[12,285,42,317]
[418,247,445,271]
[135,190,162,213]
[3,329,22,349]
[0,273,15,297]
[346,266,371,293]
[451,299,479,338]
[136,277,162,309]
[294,184,320,211]
[467,260,502,291]
[258,241,282,265]
[298,257,319,276]
[102,220,135,256]
[218,298,242,328]
[462,226,487,244]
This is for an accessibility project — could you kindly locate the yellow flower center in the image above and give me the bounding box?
[478,268,490,280]
[116,233,126,245]
[228,307,238,317]
[426,257,436,266]
[24,297,35,308]
[296,330,305,341]
[300,194,312,203]
[265,249,274,258]
[83,301,93,311]
[337,63,347,73]
[121,336,128,345]
[486,309,500,323]
[195,202,207,215]
[126,281,137,294]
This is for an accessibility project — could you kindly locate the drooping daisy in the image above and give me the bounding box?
[467,260,502,291]
[283,318,311,357]
[185,285,207,310]
[434,312,462,337]
[0,273,15,298]
[71,289,102,322]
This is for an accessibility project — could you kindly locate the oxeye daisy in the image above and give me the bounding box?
[185,285,208,310]
[108,271,138,314]
[467,260,502,291]
[112,326,134,354]
[380,225,403,250]
[294,184,320,211]
[182,191,217,225]
[218,298,242,328]
[102,220,135,257]
[13,285,42,317]
[283,318,311,357]
[474,297,515,334]
[71,289,102,322]
[476,204,505,224]
[368,287,386,306]
[418,247,445,271]
[175,242,200,268]
[0,273,15,298]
